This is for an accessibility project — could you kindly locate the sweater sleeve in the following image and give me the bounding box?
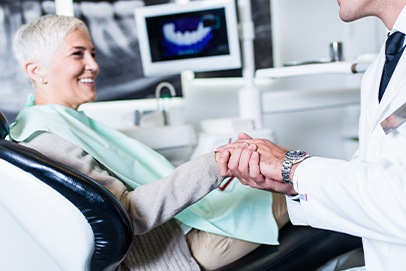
[20,132,224,234]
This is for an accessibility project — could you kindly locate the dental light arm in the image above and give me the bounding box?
[255,61,370,78]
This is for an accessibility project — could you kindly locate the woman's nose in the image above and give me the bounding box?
[86,55,99,73]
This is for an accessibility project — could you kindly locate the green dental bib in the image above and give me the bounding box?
[10,104,279,245]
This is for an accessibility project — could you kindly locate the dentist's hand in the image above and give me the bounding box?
[217,133,298,195]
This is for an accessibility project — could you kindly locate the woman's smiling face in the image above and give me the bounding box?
[44,28,99,109]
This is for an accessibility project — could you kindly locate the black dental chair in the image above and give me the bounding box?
[0,112,133,271]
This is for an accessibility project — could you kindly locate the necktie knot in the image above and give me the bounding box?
[385,31,405,62]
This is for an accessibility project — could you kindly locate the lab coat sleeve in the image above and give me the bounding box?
[20,132,224,235]
[287,156,406,245]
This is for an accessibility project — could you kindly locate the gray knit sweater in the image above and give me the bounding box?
[21,132,224,271]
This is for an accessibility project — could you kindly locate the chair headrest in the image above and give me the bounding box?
[0,112,10,140]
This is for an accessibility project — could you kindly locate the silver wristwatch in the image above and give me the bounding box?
[281,150,309,185]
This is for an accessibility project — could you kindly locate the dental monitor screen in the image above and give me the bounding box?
[134,0,241,77]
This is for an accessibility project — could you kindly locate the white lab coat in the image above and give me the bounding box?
[287,7,406,271]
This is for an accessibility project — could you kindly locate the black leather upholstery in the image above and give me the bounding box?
[0,112,133,271]
[0,112,9,140]
[215,222,363,271]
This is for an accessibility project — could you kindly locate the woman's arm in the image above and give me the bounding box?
[21,132,225,234]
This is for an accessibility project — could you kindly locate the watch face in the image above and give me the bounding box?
[286,150,307,160]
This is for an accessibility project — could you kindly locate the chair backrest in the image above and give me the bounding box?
[0,112,133,271]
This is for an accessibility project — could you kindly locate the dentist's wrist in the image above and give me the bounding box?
[281,150,310,185]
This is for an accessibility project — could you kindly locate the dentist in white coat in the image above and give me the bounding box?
[217,0,406,270]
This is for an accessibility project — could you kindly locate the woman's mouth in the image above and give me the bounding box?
[79,78,95,84]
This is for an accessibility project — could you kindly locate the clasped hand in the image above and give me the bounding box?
[215,132,298,196]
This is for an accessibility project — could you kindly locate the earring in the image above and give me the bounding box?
[41,78,47,84]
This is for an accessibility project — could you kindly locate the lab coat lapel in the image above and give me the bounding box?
[367,47,406,130]
[364,46,384,129]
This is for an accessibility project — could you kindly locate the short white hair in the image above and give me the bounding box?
[13,14,89,68]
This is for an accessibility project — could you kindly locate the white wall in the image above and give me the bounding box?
[270,0,386,90]
[271,0,385,67]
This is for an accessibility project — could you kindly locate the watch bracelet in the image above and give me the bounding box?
[281,159,293,185]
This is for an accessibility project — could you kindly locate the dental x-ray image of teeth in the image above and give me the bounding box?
[162,20,214,58]
[157,10,229,62]
[0,0,272,122]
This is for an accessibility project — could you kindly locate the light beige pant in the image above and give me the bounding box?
[186,192,289,270]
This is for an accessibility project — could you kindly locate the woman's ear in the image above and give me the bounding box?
[25,62,47,84]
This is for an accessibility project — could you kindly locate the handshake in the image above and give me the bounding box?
[215,132,309,196]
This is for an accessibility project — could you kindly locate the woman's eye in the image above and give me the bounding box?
[72,51,84,57]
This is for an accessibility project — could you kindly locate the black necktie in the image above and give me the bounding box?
[379,31,406,102]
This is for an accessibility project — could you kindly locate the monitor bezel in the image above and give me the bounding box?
[134,0,241,77]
